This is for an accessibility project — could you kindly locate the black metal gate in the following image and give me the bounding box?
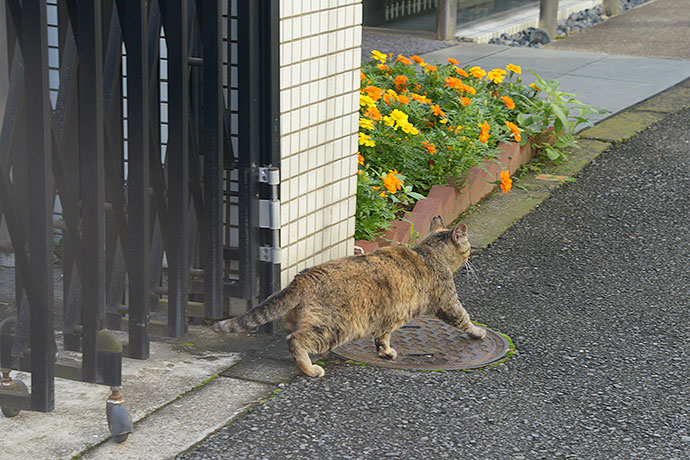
[0,0,279,440]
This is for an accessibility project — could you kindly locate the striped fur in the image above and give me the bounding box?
[213,216,485,377]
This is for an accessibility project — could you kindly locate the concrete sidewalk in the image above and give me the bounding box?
[4,2,690,458]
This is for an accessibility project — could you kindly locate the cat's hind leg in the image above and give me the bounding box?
[286,331,325,378]
[437,301,486,339]
[374,332,397,360]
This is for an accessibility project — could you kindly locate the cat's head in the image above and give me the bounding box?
[420,216,471,270]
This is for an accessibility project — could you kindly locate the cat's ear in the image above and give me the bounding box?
[429,216,446,233]
[451,223,467,242]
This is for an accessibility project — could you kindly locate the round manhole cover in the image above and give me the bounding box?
[332,316,512,370]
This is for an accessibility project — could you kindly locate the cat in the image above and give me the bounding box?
[214,216,486,378]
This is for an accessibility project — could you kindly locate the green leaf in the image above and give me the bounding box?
[550,103,569,129]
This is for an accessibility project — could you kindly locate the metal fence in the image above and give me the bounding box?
[0,0,279,441]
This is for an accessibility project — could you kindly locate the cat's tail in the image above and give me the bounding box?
[213,286,298,333]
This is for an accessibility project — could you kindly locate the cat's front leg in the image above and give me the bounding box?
[436,301,486,339]
[374,332,397,360]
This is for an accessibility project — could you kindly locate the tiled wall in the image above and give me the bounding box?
[278,0,362,288]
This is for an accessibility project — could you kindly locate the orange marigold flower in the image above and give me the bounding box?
[425,65,438,72]
[447,58,460,65]
[431,104,446,117]
[506,63,522,74]
[364,105,382,120]
[383,90,399,105]
[469,66,486,79]
[379,191,387,197]
[363,85,383,101]
[500,169,512,194]
[444,76,463,89]
[454,67,469,78]
[410,55,425,65]
[500,96,516,110]
[396,54,413,65]
[360,71,366,81]
[478,121,491,144]
[506,121,521,142]
[377,64,391,72]
[397,94,410,104]
[460,96,472,106]
[382,169,404,194]
[394,75,408,91]
[422,140,437,155]
[410,93,432,104]
[357,152,365,166]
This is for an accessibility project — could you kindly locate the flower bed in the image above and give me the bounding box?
[355,51,601,251]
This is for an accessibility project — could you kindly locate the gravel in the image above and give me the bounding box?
[489,0,653,47]
[177,106,690,459]
[362,31,455,62]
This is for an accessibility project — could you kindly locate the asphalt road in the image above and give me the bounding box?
[177,101,690,459]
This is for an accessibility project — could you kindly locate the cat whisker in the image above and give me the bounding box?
[464,261,481,283]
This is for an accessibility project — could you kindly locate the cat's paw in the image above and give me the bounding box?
[306,364,325,378]
[377,347,398,360]
[467,326,486,340]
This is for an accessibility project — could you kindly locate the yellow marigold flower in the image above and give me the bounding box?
[383,109,408,127]
[398,94,410,105]
[422,140,437,155]
[400,120,418,135]
[500,96,516,110]
[359,117,375,130]
[363,85,383,102]
[371,50,387,63]
[448,58,460,65]
[359,132,376,147]
[364,105,382,120]
[506,63,522,74]
[377,64,391,72]
[478,120,491,144]
[360,93,376,108]
[431,104,446,117]
[486,68,507,84]
[529,83,540,91]
[500,169,512,194]
[410,93,432,104]
[506,121,521,142]
[454,67,469,78]
[469,66,486,79]
[396,54,413,65]
[382,169,404,194]
[460,96,472,106]
[358,153,365,166]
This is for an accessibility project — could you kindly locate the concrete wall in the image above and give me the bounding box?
[278,0,362,288]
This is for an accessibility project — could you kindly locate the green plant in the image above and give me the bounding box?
[517,72,608,162]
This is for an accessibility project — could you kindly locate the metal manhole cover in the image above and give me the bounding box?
[332,316,511,370]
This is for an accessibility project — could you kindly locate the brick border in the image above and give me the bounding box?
[355,139,535,253]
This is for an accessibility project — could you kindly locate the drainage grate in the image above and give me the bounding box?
[332,316,511,370]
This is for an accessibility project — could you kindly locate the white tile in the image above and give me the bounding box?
[290,199,299,223]
[291,63,302,87]
[290,132,300,156]
[298,215,307,239]
[299,129,309,153]
[307,191,317,213]
[353,3,362,25]
[288,223,298,246]
[316,145,326,167]
[310,60,320,82]
[281,0,292,18]
[293,1,302,16]
[290,87,300,109]
[282,18,292,42]
[297,240,306,263]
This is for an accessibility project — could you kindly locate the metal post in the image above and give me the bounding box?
[436,0,457,41]
[200,0,224,319]
[538,0,559,41]
[22,0,55,410]
[76,0,106,383]
[122,0,151,359]
[165,0,190,337]
[602,0,620,16]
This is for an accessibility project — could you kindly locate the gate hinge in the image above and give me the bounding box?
[259,246,281,264]
[259,199,281,230]
[258,166,280,185]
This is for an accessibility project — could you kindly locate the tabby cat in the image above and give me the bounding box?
[214,216,486,377]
